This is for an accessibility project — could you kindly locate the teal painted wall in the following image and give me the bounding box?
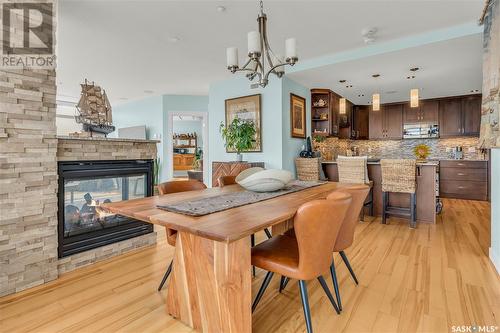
[208,76,284,186]
[208,75,310,185]
[490,149,500,273]
[112,95,209,182]
[281,77,311,174]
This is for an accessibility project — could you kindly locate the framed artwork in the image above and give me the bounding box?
[290,93,306,138]
[224,94,262,152]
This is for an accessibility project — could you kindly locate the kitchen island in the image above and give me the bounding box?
[322,160,438,223]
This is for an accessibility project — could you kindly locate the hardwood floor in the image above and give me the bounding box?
[1,199,498,333]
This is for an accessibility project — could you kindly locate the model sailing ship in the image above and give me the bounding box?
[75,79,115,136]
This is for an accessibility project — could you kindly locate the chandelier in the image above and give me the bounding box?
[226,0,298,88]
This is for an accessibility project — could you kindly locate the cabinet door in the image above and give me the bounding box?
[439,98,462,137]
[462,95,481,136]
[421,100,439,123]
[403,103,420,123]
[352,105,369,139]
[384,104,403,139]
[329,93,338,136]
[369,107,384,139]
[184,155,195,167]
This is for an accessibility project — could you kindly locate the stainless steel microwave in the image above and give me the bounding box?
[403,123,439,139]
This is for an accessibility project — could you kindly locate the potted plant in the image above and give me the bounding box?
[219,118,256,162]
[192,148,203,171]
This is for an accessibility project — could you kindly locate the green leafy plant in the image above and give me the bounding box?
[219,118,256,157]
[313,135,325,143]
[192,148,203,170]
[153,157,161,185]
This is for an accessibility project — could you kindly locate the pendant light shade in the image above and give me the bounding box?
[372,93,380,111]
[410,88,419,108]
[339,98,346,114]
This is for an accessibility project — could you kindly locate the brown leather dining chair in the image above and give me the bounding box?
[157,180,207,291]
[279,185,369,313]
[251,192,352,333]
[327,184,369,311]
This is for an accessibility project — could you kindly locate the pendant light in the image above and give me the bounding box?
[408,67,420,108]
[339,98,346,114]
[372,74,381,111]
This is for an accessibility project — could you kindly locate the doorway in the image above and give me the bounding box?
[166,111,208,184]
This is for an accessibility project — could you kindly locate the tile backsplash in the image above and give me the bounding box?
[314,137,487,161]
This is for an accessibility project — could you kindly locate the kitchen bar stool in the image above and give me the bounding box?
[157,180,207,291]
[337,156,373,220]
[380,159,417,228]
[251,192,352,333]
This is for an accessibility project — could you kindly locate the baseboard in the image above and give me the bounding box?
[489,247,500,275]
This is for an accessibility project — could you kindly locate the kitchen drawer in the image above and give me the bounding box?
[440,167,487,181]
[439,160,487,169]
[440,180,487,200]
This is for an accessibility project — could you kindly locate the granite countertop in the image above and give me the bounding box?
[57,136,160,143]
[321,160,439,166]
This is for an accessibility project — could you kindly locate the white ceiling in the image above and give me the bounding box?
[288,34,483,105]
[57,0,484,105]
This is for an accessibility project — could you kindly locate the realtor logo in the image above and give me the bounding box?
[1,1,55,68]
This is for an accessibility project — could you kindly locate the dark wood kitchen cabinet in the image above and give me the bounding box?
[439,160,488,200]
[370,104,403,139]
[462,95,481,136]
[403,100,439,124]
[351,105,369,139]
[439,95,481,137]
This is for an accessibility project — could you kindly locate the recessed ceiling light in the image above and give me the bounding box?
[410,67,420,72]
[143,90,154,94]
[168,36,181,43]
[345,85,353,88]
[339,79,346,83]
[406,75,416,79]
[372,74,380,78]
[216,5,226,12]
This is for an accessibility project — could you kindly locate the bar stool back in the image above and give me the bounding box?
[380,159,417,228]
[337,156,373,220]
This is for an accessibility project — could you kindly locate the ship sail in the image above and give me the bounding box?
[75,79,115,136]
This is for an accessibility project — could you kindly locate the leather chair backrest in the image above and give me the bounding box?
[158,180,206,195]
[218,175,237,187]
[294,192,352,280]
[329,185,370,252]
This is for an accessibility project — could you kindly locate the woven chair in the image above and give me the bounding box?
[337,156,373,220]
[380,159,417,228]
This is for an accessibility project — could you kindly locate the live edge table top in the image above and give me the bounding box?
[103,182,346,243]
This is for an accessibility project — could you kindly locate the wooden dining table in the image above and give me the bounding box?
[103,181,345,333]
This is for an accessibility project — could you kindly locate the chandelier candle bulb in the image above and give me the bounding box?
[285,38,297,60]
[248,31,261,54]
[226,47,239,67]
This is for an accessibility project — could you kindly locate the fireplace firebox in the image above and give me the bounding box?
[58,160,154,258]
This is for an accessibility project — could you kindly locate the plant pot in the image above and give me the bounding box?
[236,153,243,162]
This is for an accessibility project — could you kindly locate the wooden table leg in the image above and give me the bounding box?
[166,231,252,332]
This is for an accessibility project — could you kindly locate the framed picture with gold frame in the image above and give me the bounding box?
[224,94,262,152]
[290,93,306,138]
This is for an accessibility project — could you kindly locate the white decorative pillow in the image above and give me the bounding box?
[237,169,294,192]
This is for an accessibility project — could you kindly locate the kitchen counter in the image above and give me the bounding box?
[322,161,437,223]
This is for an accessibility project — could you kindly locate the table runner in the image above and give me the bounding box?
[157,180,326,216]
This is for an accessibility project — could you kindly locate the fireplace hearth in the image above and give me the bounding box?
[58,160,154,258]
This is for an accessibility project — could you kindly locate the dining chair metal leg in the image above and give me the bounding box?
[317,276,340,314]
[298,280,313,333]
[252,271,274,312]
[157,260,173,291]
[330,260,342,311]
[339,251,358,285]
[264,228,272,239]
[279,276,290,293]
